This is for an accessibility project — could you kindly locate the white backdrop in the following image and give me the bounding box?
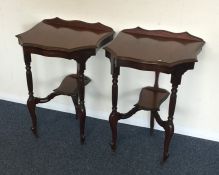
[0,0,219,141]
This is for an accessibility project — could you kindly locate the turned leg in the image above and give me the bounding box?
[77,60,86,144]
[109,61,120,150]
[24,49,37,136]
[162,71,183,162]
[150,111,155,135]
[71,93,79,120]
[150,71,160,136]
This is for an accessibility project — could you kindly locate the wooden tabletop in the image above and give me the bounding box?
[16,17,114,53]
[105,27,204,68]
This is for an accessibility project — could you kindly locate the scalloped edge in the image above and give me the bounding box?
[43,17,114,33]
[122,27,205,42]
[16,17,114,52]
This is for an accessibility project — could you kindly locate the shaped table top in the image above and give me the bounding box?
[16,17,114,53]
[105,27,205,69]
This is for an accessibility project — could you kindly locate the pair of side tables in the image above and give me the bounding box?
[16,17,205,162]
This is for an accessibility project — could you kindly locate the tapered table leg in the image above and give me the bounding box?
[150,111,155,135]
[77,60,87,144]
[163,120,174,161]
[162,71,183,161]
[109,60,120,150]
[27,97,37,136]
[23,49,37,136]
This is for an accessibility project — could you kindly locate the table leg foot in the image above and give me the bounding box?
[27,97,38,137]
[110,142,116,151]
[80,135,85,144]
[31,127,38,137]
[109,112,119,151]
[160,153,169,165]
[163,121,174,162]
[163,153,169,162]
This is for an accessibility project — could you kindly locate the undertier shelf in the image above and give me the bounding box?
[53,74,91,96]
[136,86,170,111]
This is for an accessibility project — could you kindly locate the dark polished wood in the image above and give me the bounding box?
[105,27,204,162]
[136,87,169,110]
[23,50,37,136]
[17,17,114,143]
[17,17,114,53]
[53,74,91,96]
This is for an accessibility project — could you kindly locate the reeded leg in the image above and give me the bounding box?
[150,111,155,135]
[71,93,79,120]
[77,60,86,144]
[24,49,38,136]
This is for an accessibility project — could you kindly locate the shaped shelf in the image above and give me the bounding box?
[136,86,170,111]
[54,74,91,96]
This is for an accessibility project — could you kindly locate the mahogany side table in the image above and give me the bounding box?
[104,27,204,161]
[16,17,114,143]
